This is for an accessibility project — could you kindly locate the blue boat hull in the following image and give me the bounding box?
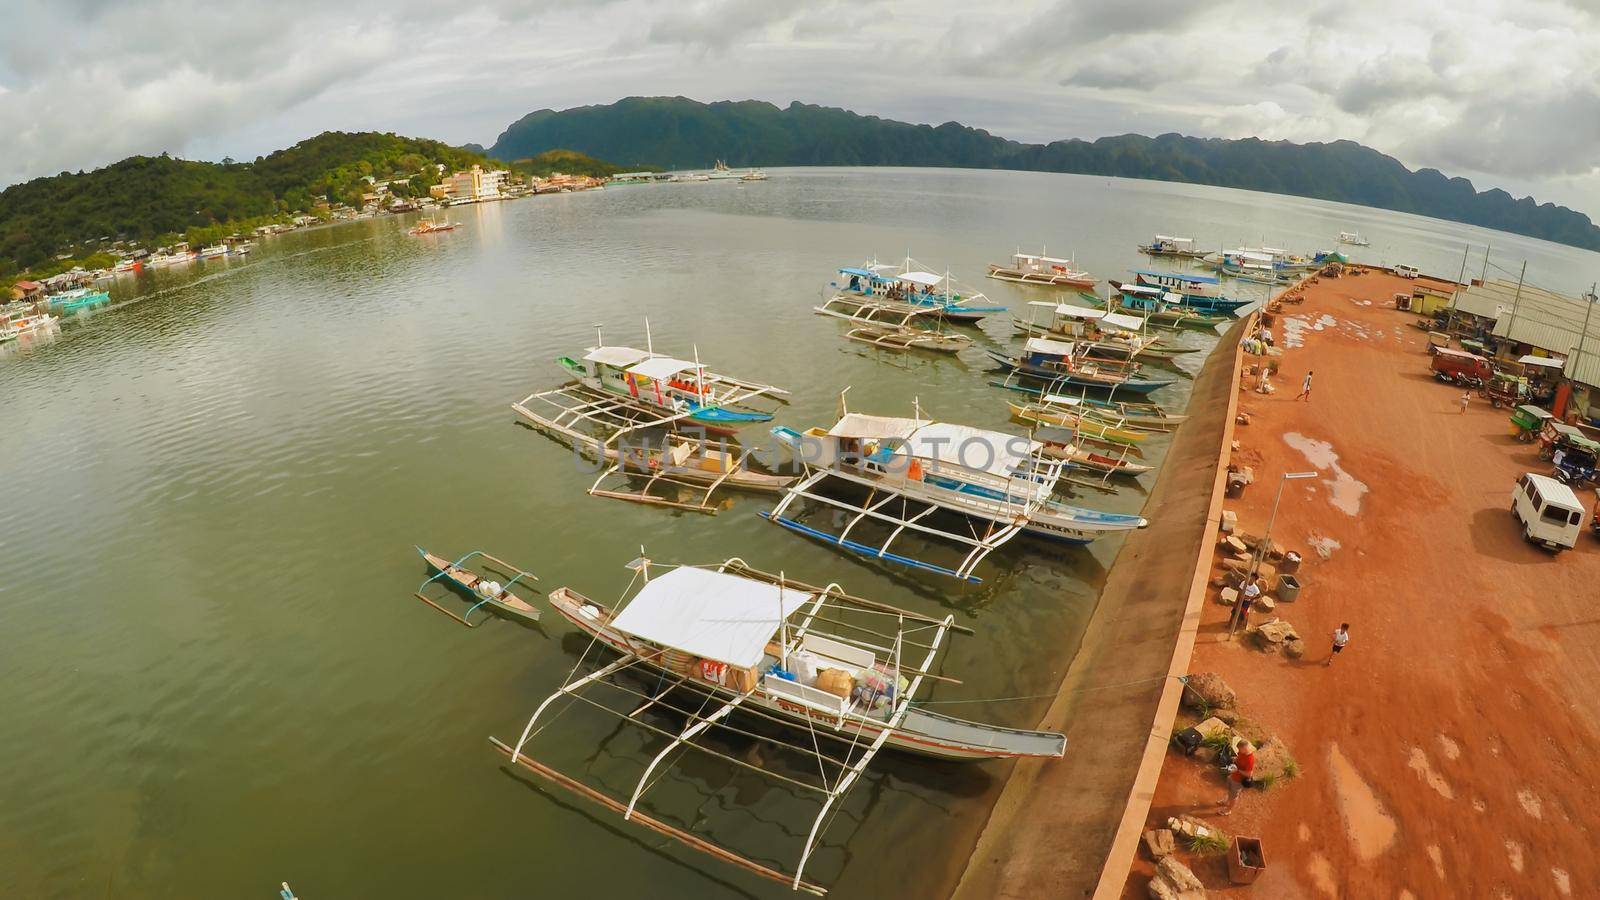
[985,351,1174,395]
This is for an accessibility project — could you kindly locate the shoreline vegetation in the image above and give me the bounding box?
[487,97,1600,252]
[0,135,624,291]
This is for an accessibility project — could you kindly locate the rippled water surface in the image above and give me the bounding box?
[4,168,1596,898]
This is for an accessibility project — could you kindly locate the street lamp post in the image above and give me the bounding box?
[1231,470,1318,639]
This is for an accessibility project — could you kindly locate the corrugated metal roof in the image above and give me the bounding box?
[1566,350,1600,389]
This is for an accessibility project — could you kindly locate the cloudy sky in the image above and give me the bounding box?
[5,0,1600,213]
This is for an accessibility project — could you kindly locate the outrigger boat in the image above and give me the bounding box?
[47,288,111,314]
[1034,431,1154,478]
[832,259,1007,323]
[1131,270,1250,314]
[1137,235,1209,258]
[814,294,972,354]
[0,311,60,343]
[1007,395,1153,446]
[413,547,539,626]
[588,433,796,513]
[986,338,1176,395]
[494,555,1065,894]
[408,218,457,235]
[985,250,1096,288]
[764,398,1147,581]
[992,374,1187,431]
[549,326,789,430]
[1089,286,1230,330]
[1011,301,1197,361]
[1338,231,1370,247]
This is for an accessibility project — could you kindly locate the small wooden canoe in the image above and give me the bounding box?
[415,548,540,626]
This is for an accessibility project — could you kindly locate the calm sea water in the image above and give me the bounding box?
[3,168,1597,899]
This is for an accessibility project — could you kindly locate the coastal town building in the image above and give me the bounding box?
[439,165,512,203]
[1449,277,1600,416]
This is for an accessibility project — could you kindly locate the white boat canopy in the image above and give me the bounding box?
[610,566,812,669]
[1042,394,1087,407]
[900,422,1041,477]
[1025,336,1077,356]
[1518,355,1566,369]
[1016,253,1074,266]
[1050,304,1105,320]
[1101,312,1147,331]
[896,271,944,287]
[585,346,653,367]
[827,413,927,440]
[627,356,700,380]
[1154,235,1192,243]
[1121,283,1165,296]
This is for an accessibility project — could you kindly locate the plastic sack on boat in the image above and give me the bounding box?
[790,651,820,685]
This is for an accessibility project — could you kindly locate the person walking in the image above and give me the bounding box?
[1326,623,1351,666]
[1297,370,1314,401]
[1459,391,1471,414]
[1220,739,1256,815]
[1229,574,1262,634]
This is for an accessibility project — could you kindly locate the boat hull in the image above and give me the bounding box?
[986,351,1174,395]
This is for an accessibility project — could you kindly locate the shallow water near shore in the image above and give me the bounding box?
[4,168,1598,898]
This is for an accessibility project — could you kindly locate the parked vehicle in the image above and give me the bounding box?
[1431,347,1492,386]
[1395,264,1420,279]
[1483,372,1530,409]
[1510,404,1554,442]
[1551,439,1599,488]
[1511,472,1585,551]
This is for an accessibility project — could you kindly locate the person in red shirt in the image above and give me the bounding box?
[1221,739,1256,815]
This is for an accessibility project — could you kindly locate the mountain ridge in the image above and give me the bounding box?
[488,97,1600,252]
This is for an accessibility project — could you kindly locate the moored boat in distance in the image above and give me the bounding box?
[1137,235,1209,258]
[148,249,196,267]
[408,218,457,235]
[1011,300,1198,361]
[0,311,60,343]
[1338,231,1370,246]
[986,337,1176,395]
[47,288,111,314]
[1131,270,1251,313]
[986,250,1097,288]
[199,244,228,259]
[1093,285,1232,329]
[832,258,1007,323]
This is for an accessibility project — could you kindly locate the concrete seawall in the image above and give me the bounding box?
[953,321,1244,899]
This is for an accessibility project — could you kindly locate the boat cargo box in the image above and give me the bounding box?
[815,668,855,698]
[1430,348,1493,381]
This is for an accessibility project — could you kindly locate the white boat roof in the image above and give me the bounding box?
[1121,283,1165,296]
[1026,337,1077,355]
[627,356,700,380]
[1154,235,1192,243]
[897,271,944,287]
[827,413,927,440]
[901,422,1041,477]
[611,566,812,669]
[1041,394,1086,406]
[585,346,652,367]
[1101,312,1147,331]
[1016,253,1073,265]
[1049,304,1103,320]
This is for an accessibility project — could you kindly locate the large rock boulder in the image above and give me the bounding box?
[1182,673,1237,712]
[1147,856,1207,900]
[1252,736,1297,782]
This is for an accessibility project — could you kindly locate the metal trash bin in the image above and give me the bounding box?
[1275,574,1302,602]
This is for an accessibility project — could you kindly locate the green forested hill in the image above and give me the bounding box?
[488,97,1600,251]
[506,149,642,178]
[0,132,492,276]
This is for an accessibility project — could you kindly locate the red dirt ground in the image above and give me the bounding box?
[1123,270,1600,899]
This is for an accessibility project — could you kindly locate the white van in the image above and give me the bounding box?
[1394,264,1420,279]
[1511,472,1585,550]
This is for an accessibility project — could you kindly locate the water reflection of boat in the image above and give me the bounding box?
[494,554,1066,893]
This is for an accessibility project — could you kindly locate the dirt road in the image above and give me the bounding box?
[1125,271,1600,898]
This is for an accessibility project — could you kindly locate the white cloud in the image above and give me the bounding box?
[3,0,1600,216]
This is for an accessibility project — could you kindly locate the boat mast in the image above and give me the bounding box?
[644,317,654,356]
[778,573,789,669]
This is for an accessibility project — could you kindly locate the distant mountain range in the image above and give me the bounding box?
[488,97,1600,252]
